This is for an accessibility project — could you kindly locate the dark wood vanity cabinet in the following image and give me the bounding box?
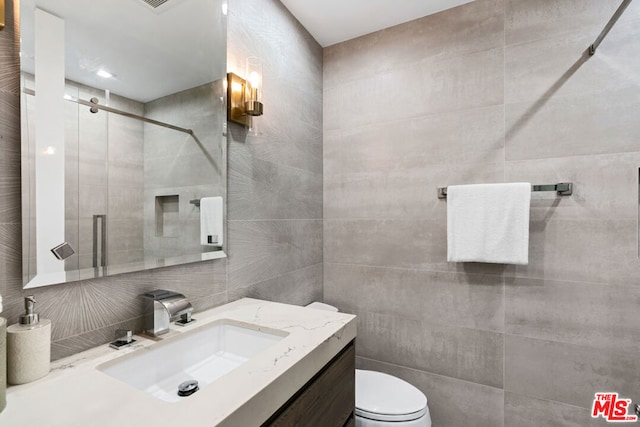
[263,341,355,427]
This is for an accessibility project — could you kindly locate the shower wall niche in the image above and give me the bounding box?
[155,195,179,238]
[143,83,224,261]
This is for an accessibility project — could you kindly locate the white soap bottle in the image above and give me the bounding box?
[7,296,51,385]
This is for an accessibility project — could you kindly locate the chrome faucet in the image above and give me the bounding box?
[141,290,195,337]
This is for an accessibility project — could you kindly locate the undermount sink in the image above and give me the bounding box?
[98,319,288,403]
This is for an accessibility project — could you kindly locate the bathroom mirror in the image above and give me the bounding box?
[20,0,228,288]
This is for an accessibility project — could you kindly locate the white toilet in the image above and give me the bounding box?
[306,303,432,427]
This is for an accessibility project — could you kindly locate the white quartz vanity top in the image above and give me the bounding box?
[0,298,356,427]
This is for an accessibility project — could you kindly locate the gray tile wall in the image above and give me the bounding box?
[143,82,225,259]
[225,0,323,305]
[323,0,640,425]
[0,0,322,360]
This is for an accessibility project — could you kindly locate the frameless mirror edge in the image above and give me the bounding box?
[20,0,228,289]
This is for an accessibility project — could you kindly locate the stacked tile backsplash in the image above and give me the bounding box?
[323,0,640,426]
[0,0,322,360]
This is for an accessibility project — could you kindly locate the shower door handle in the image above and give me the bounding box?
[93,214,107,268]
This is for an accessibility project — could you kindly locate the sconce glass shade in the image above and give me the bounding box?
[245,57,263,116]
[226,57,264,129]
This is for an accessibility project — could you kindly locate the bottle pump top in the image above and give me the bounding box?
[19,295,39,325]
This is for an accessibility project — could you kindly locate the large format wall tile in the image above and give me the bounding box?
[324,219,445,269]
[324,0,504,89]
[505,335,640,409]
[0,90,20,155]
[50,289,230,361]
[505,30,640,106]
[226,0,323,314]
[228,0,322,82]
[229,126,323,177]
[358,357,505,427]
[506,86,640,161]
[39,260,226,341]
[0,89,20,227]
[324,162,504,221]
[243,79,323,174]
[506,152,640,222]
[0,0,20,94]
[108,186,144,220]
[324,219,507,277]
[227,219,322,289]
[324,0,640,425]
[506,277,640,352]
[229,263,322,306]
[505,0,623,46]
[0,256,227,342]
[357,311,504,388]
[513,219,640,286]
[0,224,21,296]
[504,392,608,427]
[228,153,322,220]
[227,0,322,176]
[51,315,146,360]
[324,263,504,332]
[0,127,20,224]
[323,105,505,176]
[324,47,504,131]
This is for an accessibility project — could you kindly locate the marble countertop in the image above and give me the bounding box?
[0,298,357,427]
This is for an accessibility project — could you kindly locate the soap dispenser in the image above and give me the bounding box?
[7,296,51,385]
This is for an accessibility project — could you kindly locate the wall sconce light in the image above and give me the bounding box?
[0,0,5,31]
[227,57,264,127]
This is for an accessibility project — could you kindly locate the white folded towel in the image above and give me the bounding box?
[447,183,531,265]
[200,196,223,246]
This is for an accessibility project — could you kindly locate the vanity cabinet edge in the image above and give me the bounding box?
[262,339,356,427]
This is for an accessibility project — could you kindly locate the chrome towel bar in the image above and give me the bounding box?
[437,182,573,199]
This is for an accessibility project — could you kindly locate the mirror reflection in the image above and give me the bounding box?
[20,0,228,288]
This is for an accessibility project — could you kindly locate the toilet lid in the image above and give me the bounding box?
[355,370,427,422]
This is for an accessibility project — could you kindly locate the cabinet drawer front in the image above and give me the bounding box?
[265,341,355,427]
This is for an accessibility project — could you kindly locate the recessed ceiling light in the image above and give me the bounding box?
[97,69,114,79]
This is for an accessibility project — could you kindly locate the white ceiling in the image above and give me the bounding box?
[19,0,475,102]
[20,0,226,103]
[279,0,476,47]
